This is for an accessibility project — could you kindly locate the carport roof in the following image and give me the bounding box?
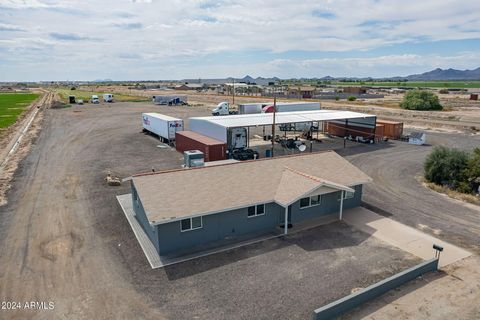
[189,110,375,128]
[132,151,372,225]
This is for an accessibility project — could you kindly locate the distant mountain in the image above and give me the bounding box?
[179,68,480,85]
[404,67,480,80]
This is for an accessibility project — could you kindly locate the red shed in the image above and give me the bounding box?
[175,131,227,162]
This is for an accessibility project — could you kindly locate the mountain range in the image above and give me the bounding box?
[182,67,480,84]
[402,67,480,81]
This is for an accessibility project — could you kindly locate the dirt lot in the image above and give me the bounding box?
[1,100,480,319]
[0,102,421,320]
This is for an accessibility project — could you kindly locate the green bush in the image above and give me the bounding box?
[424,146,469,188]
[335,96,340,101]
[347,96,356,101]
[400,90,443,111]
[464,148,480,192]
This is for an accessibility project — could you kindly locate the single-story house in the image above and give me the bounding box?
[175,84,204,91]
[128,151,372,256]
[288,86,316,98]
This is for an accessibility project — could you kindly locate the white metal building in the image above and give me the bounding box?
[189,110,377,143]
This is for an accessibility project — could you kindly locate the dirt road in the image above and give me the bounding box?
[0,103,184,319]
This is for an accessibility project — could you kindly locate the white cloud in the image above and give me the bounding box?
[0,0,479,80]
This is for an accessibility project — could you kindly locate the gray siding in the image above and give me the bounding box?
[131,182,160,252]
[291,185,363,224]
[133,183,363,256]
[156,202,284,255]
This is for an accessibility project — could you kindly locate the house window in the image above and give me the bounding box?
[247,204,265,217]
[338,191,355,201]
[180,216,202,232]
[300,197,310,208]
[344,191,354,199]
[300,195,322,209]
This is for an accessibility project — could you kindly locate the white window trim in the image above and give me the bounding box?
[344,191,354,199]
[180,216,203,232]
[247,204,266,218]
[337,190,355,201]
[300,195,322,209]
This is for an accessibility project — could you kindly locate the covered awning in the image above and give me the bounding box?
[190,110,376,129]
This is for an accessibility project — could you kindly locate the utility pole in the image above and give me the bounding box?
[271,94,276,157]
[232,78,235,105]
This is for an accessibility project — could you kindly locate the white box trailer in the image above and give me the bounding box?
[142,113,183,142]
[189,118,247,149]
[262,102,321,113]
[189,118,227,142]
[238,103,264,114]
[103,94,114,102]
[237,101,321,114]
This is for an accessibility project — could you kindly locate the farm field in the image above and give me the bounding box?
[330,81,480,89]
[54,87,150,103]
[281,80,480,89]
[0,92,40,129]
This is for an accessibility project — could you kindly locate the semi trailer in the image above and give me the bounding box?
[142,113,184,143]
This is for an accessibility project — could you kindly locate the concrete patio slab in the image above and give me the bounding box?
[343,207,471,267]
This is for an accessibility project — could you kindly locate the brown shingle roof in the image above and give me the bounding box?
[132,151,371,225]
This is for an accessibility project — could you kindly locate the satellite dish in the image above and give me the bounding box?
[297,144,307,152]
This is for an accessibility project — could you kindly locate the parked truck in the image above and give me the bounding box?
[91,95,100,104]
[211,102,238,116]
[103,94,114,102]
[152,95,187,105]
[142,113,184,143]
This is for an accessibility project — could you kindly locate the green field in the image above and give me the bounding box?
[54,88,149,103]
[332,81,480,89]
[0,92,41,129]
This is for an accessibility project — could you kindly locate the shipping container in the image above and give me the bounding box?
[376,119,403,139]
[142,113,183,142]
[175,131,227,162]
[325,120,380,141]
[374,124,384,142]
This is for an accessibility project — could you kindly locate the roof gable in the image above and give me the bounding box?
[132,151,372,225]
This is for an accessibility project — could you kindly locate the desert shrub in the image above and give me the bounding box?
[464,148,480,193]
[347,96,356,101]
[401,90,443,111]
[424,146,469,188]
[335,96,340,101]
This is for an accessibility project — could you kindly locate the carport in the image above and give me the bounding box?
[189,110,377,155]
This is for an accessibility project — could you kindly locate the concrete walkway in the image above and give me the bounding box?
[343,207,471,268]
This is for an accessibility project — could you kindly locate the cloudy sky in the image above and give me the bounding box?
[1,0,479,81]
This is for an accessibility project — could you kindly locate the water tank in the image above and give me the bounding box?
[184,150,204,168]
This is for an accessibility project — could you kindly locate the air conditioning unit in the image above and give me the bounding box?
[184,150,204,168]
